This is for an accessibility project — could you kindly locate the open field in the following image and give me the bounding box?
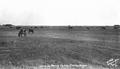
[0,26,120,69]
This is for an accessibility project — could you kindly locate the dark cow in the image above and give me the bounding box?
[101,27,106,30]
[18,29,27,37]
[28,28,34,34]
[68,25,73,30]
[86,27,90,30]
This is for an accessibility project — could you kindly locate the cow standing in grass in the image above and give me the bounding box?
[68,25,73,30]
[28,28,34,34]
[18,29,27,37]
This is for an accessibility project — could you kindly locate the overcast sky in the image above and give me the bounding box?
[0,0,120,26]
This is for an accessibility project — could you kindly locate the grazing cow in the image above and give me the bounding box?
[86,27,90,30]
[28,28,34,34]
[101,27,106,30]
[18,29,27,37]
[68,25,73,30]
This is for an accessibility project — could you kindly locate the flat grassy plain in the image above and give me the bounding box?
[0,26,120,69]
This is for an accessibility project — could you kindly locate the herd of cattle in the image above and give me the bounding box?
[1,24,120,38]
[18,28,34,37]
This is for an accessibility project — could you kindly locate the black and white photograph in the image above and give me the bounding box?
[0,0,120,69]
